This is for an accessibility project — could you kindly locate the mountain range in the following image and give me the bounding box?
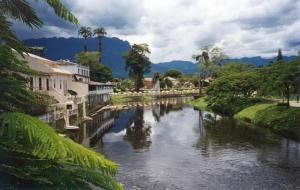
[23,37,296,77]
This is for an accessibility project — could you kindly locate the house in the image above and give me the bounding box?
[143,78,154,89]
[165,76,179,87]
[21,53,74,105]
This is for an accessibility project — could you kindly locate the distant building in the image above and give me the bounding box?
[143,77,154,89]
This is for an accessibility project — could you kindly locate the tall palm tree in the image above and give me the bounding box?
[78,26,92,52]
[0,0,78,53]
[93,27,107,63]
[193,50,210,94]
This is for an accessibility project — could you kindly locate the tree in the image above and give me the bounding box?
[277,48,283,61]
[152,72,160,83]
[0,0,78,53]
[93,27,107,63]
[217,62,253,77]
[164,69,182,78]
[78,26,92,52]
[193,45,227,94]
[123,43,151,92]
[165,78,173,88]
[206,67,261,116]
[265,60,300,107]
[75,52,113,82]
[0,46,52,115]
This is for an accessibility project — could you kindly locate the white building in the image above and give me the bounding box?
[19,52,115,126]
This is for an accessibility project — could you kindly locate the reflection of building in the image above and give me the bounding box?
[81,110,115,147]
[88,81,114,112]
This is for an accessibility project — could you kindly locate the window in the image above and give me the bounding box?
[39,78,42,90]
[46,78,49,90]
[53,79,56,88]
[60,80,62,89]
[78,68,80,74]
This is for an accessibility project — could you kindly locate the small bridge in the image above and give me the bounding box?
[111,89,200,98]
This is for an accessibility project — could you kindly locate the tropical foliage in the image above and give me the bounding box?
[123,43,151,91]
[0,112,123,189]
[94,27,107,63]
[164,69,182,78]
[193,46,227,93]
[0,46,52,115]
[76,52,113,82]
[0,0,78,53]
[78,26,92,52]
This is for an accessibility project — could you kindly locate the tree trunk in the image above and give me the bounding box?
[84,38,87,52]
[135,76,139,92]
[199,72,202,95]
[286,87,290,107]
[99,37,102,63]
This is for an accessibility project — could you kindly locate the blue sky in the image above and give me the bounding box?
[13,0,300,62]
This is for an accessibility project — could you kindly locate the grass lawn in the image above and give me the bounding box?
[111,96,131,105]
[188,97,209,110]
[235,103,273,120]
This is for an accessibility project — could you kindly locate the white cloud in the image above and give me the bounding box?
[16,0,300,62]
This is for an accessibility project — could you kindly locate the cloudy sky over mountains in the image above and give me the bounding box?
[13,0,300,63]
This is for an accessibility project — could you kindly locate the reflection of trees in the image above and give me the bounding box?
[124,106,152,150]
[152,103,183,122]
[195,111,279,157]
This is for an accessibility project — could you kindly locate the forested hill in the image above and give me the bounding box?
[23,37,296,77]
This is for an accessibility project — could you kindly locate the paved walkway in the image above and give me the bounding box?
[290,101,300,108]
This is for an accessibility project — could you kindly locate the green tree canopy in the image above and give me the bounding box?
[217,62,253,77]
[0,46,52,115]
[164,69,182,78]
[123,43,151,91]
[206,69,261,116]
[75,52,113,82]
[260,59,300,106]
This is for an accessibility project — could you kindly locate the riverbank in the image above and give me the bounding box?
[189,97,300,136]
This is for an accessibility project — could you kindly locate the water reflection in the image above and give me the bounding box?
[124,106,152,150]
[76,98,300,189]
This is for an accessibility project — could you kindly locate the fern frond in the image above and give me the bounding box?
[0,112,122,189]
[45,0,79,24]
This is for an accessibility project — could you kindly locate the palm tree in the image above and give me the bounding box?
[93,27,107,63]
[193,49,210,94]
[78,26,92,52]
[0,0,78,53]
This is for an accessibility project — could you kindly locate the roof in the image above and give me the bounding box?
[166,76,177,81]
[21,53,72,75]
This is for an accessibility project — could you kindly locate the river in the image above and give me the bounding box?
[76,97,300,190]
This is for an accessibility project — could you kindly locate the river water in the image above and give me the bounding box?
[77,98,300,190]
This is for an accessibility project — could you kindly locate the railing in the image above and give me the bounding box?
[38,108,78,123]
[89,88,113,95]
[111,89,199,97]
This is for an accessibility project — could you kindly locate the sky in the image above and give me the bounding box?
[13,0,300,63]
